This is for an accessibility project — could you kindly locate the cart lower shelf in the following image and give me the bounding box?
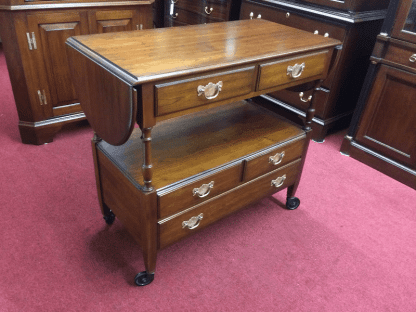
[93,100,309,285]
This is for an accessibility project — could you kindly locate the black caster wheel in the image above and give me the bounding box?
[135,271,154,286]
[103,211,115,225]
[286,197,300,210]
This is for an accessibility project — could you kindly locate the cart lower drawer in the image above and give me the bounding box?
[158,163,243,219]
[158,159,301,249]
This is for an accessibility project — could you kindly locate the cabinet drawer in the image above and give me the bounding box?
[155,66,256,116]
[175,0,205,13]
[240,1,346,42]
[203,0,230,20]
[269,87,330,118]
[258,51,328,91]
[158,160,301,249]
[167,6,203,25]
[384,41,416,71]
[243,137,305,182]
[158,163,243,219]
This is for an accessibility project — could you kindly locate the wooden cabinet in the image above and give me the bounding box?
[66,20,340,285]
[341,0,416,190]
[0,0,154,145]
[240,0,389,142]
[164,0,241,27]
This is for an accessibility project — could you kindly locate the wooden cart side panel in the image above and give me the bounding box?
[66,41,136,146]
[96,148,158,271]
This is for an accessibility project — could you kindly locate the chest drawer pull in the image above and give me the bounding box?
[197,81,223,99]
[287,63,305,79]
[271,174,286,188]
[182,213,204,230]
[193,181,214,197]
[269,151,285,165]
[410,54,416,63]
[205,7,213,15]
[299,92,312,103]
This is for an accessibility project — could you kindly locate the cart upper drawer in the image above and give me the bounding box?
[243,137,305,182]
[257,51,329,91]
[158,159,301,249]
[158,162,243,219]
[155,66,256,116]
[384,41,416,72]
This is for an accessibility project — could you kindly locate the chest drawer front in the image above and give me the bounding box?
[384,42,416,72]
[155,66,256,116]
[167,6,203,25]
[158,160,301,249]
[240,1,346,42]
[174,0,205,12]
[203,0,230,20]
[243,137,305,182]
[258,51,328,91]
[269,87,330,118]
[158,163,243,219]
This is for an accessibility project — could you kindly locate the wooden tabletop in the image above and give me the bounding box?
[67,19,340,85]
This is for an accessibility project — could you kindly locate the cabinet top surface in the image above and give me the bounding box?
[67,19,340,85]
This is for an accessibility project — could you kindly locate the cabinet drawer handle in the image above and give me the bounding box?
[287,63,305,79]
[182,213,204,230]
[271,174,286,188]
[410,54,416,63]
[193,181,214,198]
[197,81,223,99]
[299,92,312,103]
[269,151,285,165]
[171,13,178,19]
[205,7,213,15]
[286,12,290,18]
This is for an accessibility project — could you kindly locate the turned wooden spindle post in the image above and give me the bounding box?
[304,80,323,132]
[141,127,154,192]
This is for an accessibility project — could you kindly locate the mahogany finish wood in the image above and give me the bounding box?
[66,19,340,284]
[341,0,416,190]
[240,0,389,142]
[0,0,154,145]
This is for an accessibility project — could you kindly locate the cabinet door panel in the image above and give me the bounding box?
[89,10,143,33]
[27,12,89,114]
[356,65,416,168]
[391,0,416,44]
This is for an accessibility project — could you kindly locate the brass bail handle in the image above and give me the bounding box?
[287,63,305,78]
[269,151,285,165]
[271,174,286,188]
[182,213,204,230]
[197,81,223,100]
[193,181,214,198]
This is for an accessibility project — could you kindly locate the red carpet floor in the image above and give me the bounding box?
[1,48,415,312]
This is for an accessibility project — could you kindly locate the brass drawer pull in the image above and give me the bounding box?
[269,151,285,165]
[271,174,286,188]
[197,81,223,99]
[182,213,203,230]
[287,63,305,79]
[299,92,312,103]
[286,12,290,18]
[193,181,214,198]
[410,54,416,63]
[205,7,213,15]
